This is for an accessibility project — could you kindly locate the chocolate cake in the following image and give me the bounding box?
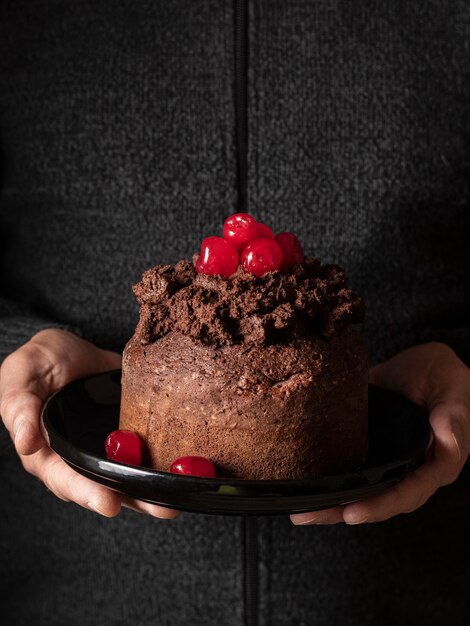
[119,257,368,480]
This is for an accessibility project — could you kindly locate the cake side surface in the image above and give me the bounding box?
[120,326,368,479]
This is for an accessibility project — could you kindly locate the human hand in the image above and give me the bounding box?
[0,329,180,520]
[290,342,470,526]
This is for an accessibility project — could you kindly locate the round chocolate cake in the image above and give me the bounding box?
[119,257,368,479]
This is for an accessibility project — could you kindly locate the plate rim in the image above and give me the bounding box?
[42,369,432,514]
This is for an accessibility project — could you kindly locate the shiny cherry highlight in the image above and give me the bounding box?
[241,237,284,277]
[105,430,143,466]
[169,455,216,478]
[195,236,239,277]
[223,213,259,249]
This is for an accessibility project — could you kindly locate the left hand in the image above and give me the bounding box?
[290,342,470,526]
[0,329,180,520]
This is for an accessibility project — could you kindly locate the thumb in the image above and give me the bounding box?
[0,387,48,456]
[1,334,122,456]
[0,340,56,455]
[369,343,462,407]
[369,357,424,405]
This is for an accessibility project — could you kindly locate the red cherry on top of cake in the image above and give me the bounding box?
[223,213,259,249]
[196,213,304,277]
[170,455,216,478]
[241,237,284,277]
[195,236,239,277]
[256,222,274,239]
[105,429,143,466]
[275,232,305,271]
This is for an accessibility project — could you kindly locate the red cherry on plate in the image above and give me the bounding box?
[105,430,142,466]
[241,237,284,277]
[223,213,259,249]
[275,232,304,271]
[256,222,274,239]
[169,455,216,478]
[195,236,239,277]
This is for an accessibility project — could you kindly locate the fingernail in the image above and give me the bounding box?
[345,517,368,525]
[452,433,462,461]
[343,514,369,525]
[13,416,25,442]
[154,513,179,520]
[296,517,328,526]
[291,514,322,526]
[87,501,109,516]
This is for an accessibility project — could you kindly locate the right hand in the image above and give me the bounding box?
[0,328,180,520]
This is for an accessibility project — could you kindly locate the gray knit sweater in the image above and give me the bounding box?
[1,1,470,625]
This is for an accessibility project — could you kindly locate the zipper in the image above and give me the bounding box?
[235,2,259,624]
[234,0,248,212]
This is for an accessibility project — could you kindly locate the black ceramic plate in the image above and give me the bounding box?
[42,370,431,516]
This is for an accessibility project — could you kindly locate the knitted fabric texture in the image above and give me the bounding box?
[1,1,470,625]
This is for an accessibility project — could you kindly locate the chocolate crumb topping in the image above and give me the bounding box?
[132,258,365,346]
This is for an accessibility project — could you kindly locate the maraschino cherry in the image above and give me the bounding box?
[195,214,304,278]
[169,455,216,478]
[241,237,284,277]
[195,236,239,277]
[256,222,274,239]
[105,430,143,466]
[223,213,259,249]
[275,232,304,271]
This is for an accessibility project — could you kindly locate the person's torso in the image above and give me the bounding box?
[1,0,469,360]
[1,3,470,625]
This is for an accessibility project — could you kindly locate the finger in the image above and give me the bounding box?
[0,347,53,455]
[24,447,122,517]
[369,343,469,409]
[121,496,181,520]
[369,355,425,404]
[99,350,122,370]
[428,405,467,484]
[0,342,54,400]
[342,466,437,524]
[30,329,122,381]
[369,363,399,390]
[342,400,468,524]
[290,506,345,525]
[0,388,45,455]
